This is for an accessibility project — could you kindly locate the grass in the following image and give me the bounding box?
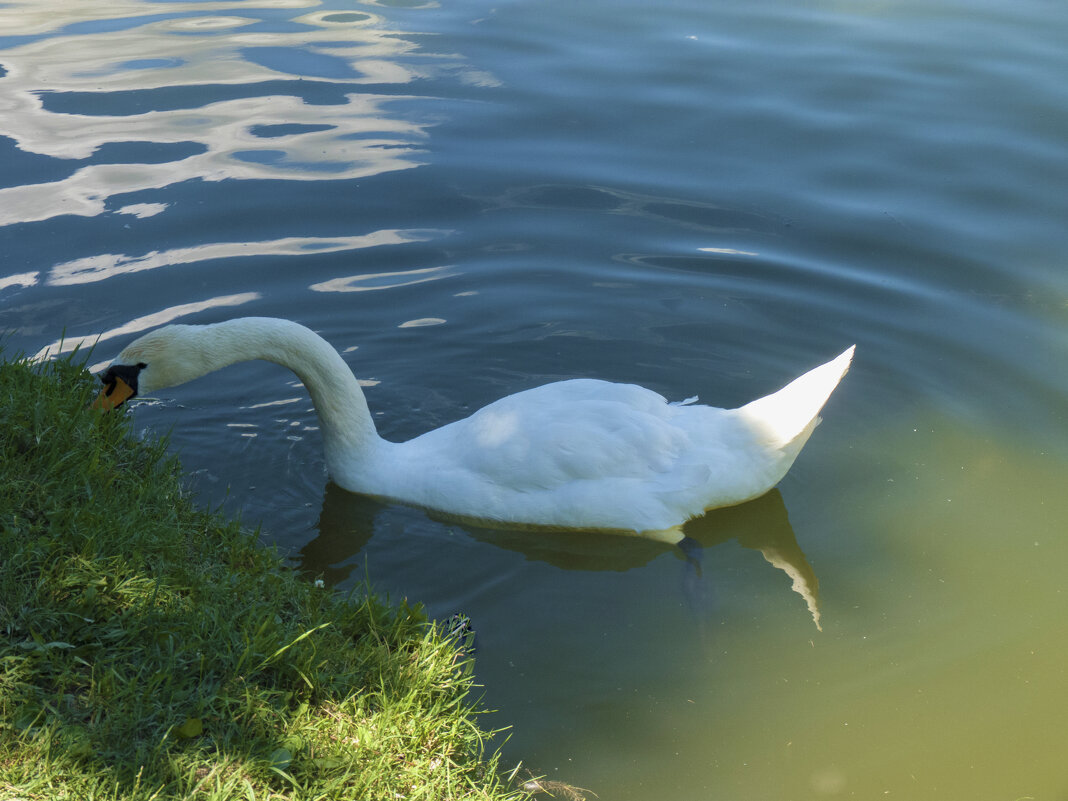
[0,352,529,801]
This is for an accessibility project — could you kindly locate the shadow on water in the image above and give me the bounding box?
[298,484,821,628]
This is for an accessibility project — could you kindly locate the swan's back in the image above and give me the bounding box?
[359,378,798,532]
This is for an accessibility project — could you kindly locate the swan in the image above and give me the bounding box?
[94,317,853,537]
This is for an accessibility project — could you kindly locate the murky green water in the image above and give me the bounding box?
[2,0,1066,797]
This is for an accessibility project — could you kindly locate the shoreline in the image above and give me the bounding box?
[0,352,529,800]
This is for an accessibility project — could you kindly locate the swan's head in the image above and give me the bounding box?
[93,324,207,409]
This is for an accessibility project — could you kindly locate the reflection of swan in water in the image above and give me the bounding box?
[684,491,822,630]
[298,485,821,629]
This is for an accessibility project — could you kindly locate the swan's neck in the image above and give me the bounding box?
[188,318,380,470]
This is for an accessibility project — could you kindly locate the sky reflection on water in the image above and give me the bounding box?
[0,0,489,227]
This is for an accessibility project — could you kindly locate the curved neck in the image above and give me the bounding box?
[193,318,380,468]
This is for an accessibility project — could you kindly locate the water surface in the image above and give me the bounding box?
[2,0,1066,798]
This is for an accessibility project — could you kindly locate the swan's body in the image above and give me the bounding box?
[98,318,853,534]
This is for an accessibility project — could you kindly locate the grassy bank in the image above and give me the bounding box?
[0,353,527,800]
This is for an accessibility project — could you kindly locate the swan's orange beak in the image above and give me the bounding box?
[93,376,136,410]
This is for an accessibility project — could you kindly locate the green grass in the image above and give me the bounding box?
[0,352,529,800]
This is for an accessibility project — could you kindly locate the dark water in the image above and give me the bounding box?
[3,0,1067,797]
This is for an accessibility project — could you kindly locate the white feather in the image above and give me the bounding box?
[111,318,853,534]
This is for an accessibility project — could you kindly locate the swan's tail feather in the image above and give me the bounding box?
[738,345,855,450]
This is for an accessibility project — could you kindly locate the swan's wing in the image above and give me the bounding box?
[382,378,771,531]
[416,379,707,491]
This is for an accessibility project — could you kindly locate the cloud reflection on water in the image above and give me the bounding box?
[47,228,447,286]
[33,291,261,363]
[0,0,490,225]
[0,92,427,225]
[0,271,39,292]
[309,263,455,294]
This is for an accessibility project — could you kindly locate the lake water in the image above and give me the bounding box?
[3,0,1067,797]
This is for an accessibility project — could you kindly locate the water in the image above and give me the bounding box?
[2,0,1067,797]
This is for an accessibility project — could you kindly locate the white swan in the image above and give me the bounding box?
[95,317,853,536]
